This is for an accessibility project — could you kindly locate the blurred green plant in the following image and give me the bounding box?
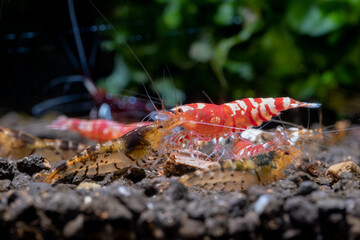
[95,0,360,118]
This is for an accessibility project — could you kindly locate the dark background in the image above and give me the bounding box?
[1,0,360,125]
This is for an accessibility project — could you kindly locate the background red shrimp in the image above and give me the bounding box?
[48,116,151,142]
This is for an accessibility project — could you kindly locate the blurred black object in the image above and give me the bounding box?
[0,0,114,115]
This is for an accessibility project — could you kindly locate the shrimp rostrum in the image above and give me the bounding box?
[36,117,181,184]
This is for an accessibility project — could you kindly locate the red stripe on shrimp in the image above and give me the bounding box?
[265,104,277,117]
[254,98,269,123]
[274,98,285,111]
[242,98,258,127]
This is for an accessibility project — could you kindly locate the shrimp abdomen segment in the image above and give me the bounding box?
[179,168,261,191]
[41,139,133,184]
[224,97,320,129]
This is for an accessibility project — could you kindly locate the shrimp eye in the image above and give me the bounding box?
[158,125,164,129]
[177,108,183,113]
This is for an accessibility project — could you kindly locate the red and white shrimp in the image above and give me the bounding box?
[48,116,152,142]
[155,97,320,154]
[169,97,320,139]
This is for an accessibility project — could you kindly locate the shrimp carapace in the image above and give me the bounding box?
[171,97,321,139]
[48,116,152,142]
[0,127,87,164]
[38,117,182,184]
[178,146,301,191]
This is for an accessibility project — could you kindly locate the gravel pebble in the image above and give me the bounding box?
[11,173,32,189]
[179,218,205,239]
[0,158,14,180]
[166,181,188,200]
[205,215,228,238]
[284,196,318,226]
[16,154,51,175]
[296,180,318,195]
[0,179,12,192]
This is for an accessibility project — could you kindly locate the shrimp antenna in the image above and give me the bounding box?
[88,0,164,108]
[270,119,303,128]
[319,105,323,138]
[118,89,163,105]
[68,0,99,97]
[142,82,159,112]
[276,115,288,139]
[67,0,91,80]
[257,119,272,130]
[165,65,180,106]
[202,90,214,104]
[162,68,166,109]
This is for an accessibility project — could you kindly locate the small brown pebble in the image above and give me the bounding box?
[326,161,360,181]
[305,163,319,177]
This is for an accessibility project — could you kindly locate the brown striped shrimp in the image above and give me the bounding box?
[36,117,182,184]
[0,126,87,165]
[176,121,355,191]
[178,145,301,191]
